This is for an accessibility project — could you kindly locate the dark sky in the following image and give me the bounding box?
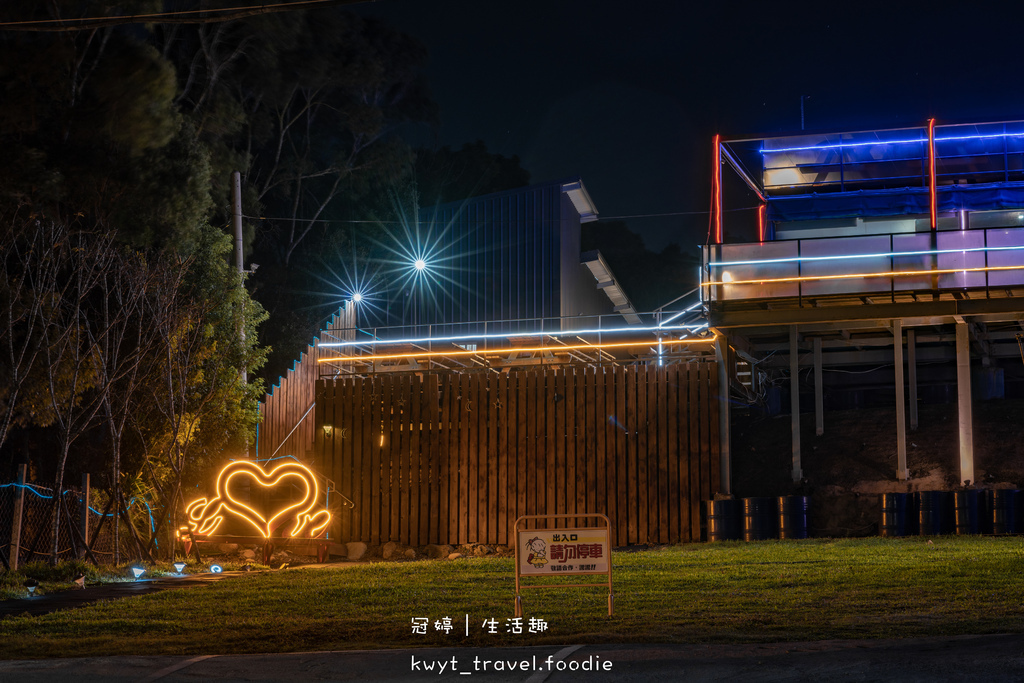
[355,0,1024,252]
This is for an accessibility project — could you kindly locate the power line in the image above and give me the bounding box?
[244,206,760,225]
[0,0,374,32]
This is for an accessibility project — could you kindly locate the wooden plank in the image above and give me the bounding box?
[438,375,451,545]
[527,370,538,517]
[476,372,489,543]
[565,367,576,520]
[545,368,557,524]
[635,365,648,543]
[667,365,680,543]
[709,360,722,497]
[362,378,374,544]
[595,367,609,535]
[514,372,527,525]
[382,375,395,542]
[337,378,351,542]
[343,377,356,541]
[370,377,383,545]
[584,367,596,519]
[646,365,659,542]
[656,365,669,544]
[615,365,628,546]
[576,367,588,518]
[554,368,566,520]
[397,375,411,545]
[688,363,701,542]
[487,372,499,544]
[699,363,713,505]
[497,372,509,546]
[459,373,471,544]
[467,373,479,543]
[411,374,424,546]
[678,364,691,542]
[426,374,440,545]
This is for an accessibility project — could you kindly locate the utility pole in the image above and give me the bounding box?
[232,172,249,461]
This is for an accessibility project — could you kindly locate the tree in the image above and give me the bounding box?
[414,140,530,206]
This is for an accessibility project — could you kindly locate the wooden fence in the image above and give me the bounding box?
[257,304,355,462]
[315,362,720,547]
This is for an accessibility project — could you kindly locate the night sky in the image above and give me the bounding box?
[355,0,1024,252]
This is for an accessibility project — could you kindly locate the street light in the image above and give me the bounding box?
[414,258,426,271]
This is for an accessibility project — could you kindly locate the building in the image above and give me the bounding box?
[704,119,1024,491]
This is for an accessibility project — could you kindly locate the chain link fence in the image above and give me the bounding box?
[0,480,161,567]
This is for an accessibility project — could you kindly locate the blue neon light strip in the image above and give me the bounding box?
[760,131,1024,154]
[0,482,157,535]
[711,243,1024,268]
[319,322,707,349]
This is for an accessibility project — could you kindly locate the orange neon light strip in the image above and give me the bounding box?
[928,118,937,230]
[703,263,1024,287]
[317,337,717,364]
[185,460,331,539]
[757,203,766,242]
[712,134,723,243]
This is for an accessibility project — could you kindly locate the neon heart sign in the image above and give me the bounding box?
[184,460,331,538]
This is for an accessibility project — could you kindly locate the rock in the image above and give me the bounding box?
[425,544,453,559]
[345,542,368,561]
[241,549,256,560]
[448,552,464,560]
[473,544,492,557]
[218,543,239,553]
[404,549,417,559]
[382,541,399,560]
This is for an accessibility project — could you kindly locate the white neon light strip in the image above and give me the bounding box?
[761,131,1024,154]
[657,300,704,327]
[712,243,1024,268]
[319,322,708,349]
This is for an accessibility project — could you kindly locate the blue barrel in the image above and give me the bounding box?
[881,493,913,537]
[953,490,984,535]
[706,499,742,541]
[777,496,809,539]
[742,497,778,541]
[917,491,950,535]
[991,489,1019,534]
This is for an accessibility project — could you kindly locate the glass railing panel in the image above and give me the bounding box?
[799,235,892,296]
[713,241,799,301]
[937,230,986,288]
[986,227,1024,287]
[892,233,937,291]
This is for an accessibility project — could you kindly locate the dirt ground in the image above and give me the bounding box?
[730,397,1024,535]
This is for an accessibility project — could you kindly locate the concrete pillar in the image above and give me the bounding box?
[893,321,909,480]
[907,329,918,430]
[715,335,732,495]
[790,325,802,481]
[813,337,824,436]
[955,322,975,485]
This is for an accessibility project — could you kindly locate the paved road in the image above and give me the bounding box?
[2,635,1024,682]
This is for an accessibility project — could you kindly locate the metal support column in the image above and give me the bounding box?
[790,325,802,481]
[813,337,823,436]
[908,329,918,430]
[955,322,975,485]
[715,334,732,495]
[893,321,909,480]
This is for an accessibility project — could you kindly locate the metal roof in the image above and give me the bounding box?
[580,249,642,325]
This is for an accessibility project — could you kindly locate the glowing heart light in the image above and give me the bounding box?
[184,460,331,539]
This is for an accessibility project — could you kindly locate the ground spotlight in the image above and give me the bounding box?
[131,567,146,580]
[173,562,187,574]
[210,564,223,574]
[73,572,86,589]
[24,578,38,596]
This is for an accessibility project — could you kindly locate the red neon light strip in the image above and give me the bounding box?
[712,134,722,243]
[928,118,937,230]
[758,203,766,242]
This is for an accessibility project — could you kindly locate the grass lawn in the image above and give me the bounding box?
[3,536,1024,659]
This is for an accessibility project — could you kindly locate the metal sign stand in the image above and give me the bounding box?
[513,513,614,617]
